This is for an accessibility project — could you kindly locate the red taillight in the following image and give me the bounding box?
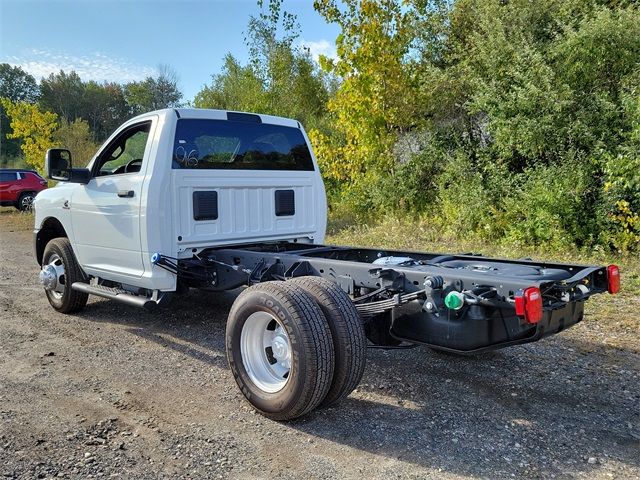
[606,265,620,294]
[514,287,543,324]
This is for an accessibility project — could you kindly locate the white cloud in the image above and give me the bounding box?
[3,48,156,84]
[299,39,337,63]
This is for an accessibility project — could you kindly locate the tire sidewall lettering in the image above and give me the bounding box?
[227,288,304,414]
[259,296,289,323]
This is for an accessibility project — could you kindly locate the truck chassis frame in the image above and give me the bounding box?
[148,242,609,354]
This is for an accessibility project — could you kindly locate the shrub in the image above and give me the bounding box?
[434,151,496,238]
[500,160,595,250]
[378,139,444,213]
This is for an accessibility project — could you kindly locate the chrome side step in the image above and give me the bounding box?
[71,282,158,309]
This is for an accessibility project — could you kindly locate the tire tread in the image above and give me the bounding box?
[227,281,335,420]
[288,276,366,406]
[43,238,88,313]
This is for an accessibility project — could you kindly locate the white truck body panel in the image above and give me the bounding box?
[172,169,322,249]
[34,108,327,291]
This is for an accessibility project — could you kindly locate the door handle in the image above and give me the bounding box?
[117,190,134,198]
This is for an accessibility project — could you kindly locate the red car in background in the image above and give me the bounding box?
[0,169,48,211]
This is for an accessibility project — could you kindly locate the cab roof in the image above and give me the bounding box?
[133,108,301,129]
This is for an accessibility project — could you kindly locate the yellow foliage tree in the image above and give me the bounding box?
[53,118,100,167]
[311,0,415,184]
[1,99,58,173]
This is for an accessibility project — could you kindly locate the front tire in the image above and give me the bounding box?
[41,238,88,313]
[226,282,335,420]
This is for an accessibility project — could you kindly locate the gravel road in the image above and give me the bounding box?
[0,226,638,479]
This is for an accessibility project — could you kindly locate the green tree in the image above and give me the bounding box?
[600,76,640,251]
[125,65,183,115]
[195,0,329,128]
[0,64,39,103]
[552,6,640,154]
[39,70,85,123]
[311,0,640,251]
[82,81,130,141]
[311,0,416,183]
[37,71,135,142]
[195,54,269,113]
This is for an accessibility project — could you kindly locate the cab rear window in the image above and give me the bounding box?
[172,119,314,171]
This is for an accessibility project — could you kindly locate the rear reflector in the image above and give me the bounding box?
[607,265,620,294]
[514,287,543,324]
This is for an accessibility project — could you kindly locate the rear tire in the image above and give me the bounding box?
[41,238,88,313]
[17,192,35,211]
[288,276,366,407]
[225,282,335,420]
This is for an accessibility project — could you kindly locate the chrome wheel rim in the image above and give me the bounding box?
[21,195,34,210]
[240,312,292,393]
[40,253,66,299]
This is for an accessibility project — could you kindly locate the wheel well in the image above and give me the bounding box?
[36,217,68,265]
[17,191,37,205]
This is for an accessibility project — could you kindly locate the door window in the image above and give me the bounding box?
[0,172,17,182]
[95,122,151,176]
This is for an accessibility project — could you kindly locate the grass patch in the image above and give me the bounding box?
[0,208,34,232]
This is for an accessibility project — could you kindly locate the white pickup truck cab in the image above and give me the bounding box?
[34,108,619,420]
[35,108,326,294]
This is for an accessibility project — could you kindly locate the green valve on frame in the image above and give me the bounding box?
[444,291,465,310]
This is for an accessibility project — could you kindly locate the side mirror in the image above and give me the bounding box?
[45,148,72,181]
[45,148,91,184]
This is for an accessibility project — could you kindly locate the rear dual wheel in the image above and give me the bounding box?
[225,278,366,420]
[226,281,335,420]
[288,276,366,407]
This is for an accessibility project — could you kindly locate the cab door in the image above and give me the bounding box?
[0,171,18,202]
[70,120,154,280]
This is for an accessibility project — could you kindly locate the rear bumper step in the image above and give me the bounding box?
[71,282,157,309]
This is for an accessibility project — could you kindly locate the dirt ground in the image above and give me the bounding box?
[0,215,638,479]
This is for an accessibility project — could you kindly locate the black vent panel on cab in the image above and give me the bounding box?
[275,189,295,216]
[193,191,218,221]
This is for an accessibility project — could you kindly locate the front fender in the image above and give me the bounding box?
[33,183,78,264]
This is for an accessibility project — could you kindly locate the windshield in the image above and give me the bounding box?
[172,119,314,171]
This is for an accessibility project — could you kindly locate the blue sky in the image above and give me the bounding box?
[0,0,339,102]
